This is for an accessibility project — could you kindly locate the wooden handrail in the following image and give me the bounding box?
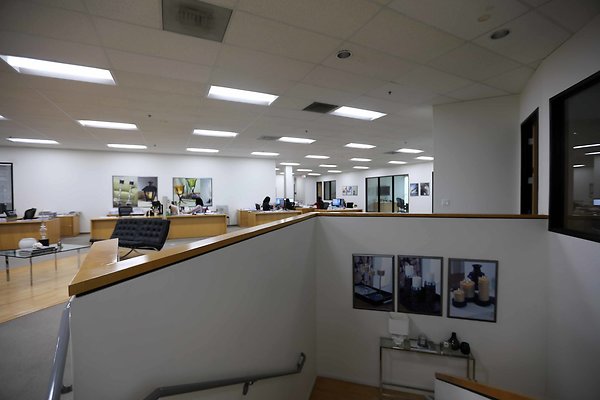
[435,373,537,400]
[69,213,547,296]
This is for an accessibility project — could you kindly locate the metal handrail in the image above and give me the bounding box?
[46,297,74,400]
[143,352,306,400]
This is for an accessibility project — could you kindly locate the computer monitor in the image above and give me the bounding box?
[0,203,6,214]
[594,199,600,206]
[275,198,284,207]
[332,198,344,207]
[118,206,133,216]
[23,208,37,220]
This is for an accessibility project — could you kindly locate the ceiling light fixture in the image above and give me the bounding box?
[388,160,407,164]
[396,148,424,154]
[78,120,138,130]
[7,137,59,145]
[345,143,375,149]
[336,49,352,59]
[585,151,600,156]
[107,144,147,150]
[490,29,510,40]
[350,158,371,162]
[573,164,585,168]
[193,129,238,138]
[328,170,342,173]
[278,136,315,144]
[320,164,337,168]
[0,115,7,120]
[307,173,321,176]
[280,162,300,166]
[297,168,312,172]
[207,85,278,106]
[305,155,330,159]
[353,166,369,170]
[0,55,115,85]
[415,156,434,161]
[186,148,219,153]
[331,106,386,121]
[573,143,600,149]
[251,151,279,156]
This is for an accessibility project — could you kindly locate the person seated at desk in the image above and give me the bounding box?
[187,197,205,214]
[313,196,325,210]
[284,198,295,210]
[262,196,272,211]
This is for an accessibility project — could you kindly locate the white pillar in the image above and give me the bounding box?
[284,166,294,199]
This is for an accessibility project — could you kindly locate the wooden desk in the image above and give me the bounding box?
[296,207,363,213]
[90,214,227,241]
[58,214,80,237]
[240,210,302,227]
[0,218,60,250]
[238,210,253,227]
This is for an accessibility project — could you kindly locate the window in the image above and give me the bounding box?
[366,174,408,212]
[549,70,600,242]
[323,180,336,200]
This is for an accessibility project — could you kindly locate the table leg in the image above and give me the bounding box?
[29,257,33,286]
[5,256,9,282]
[54,252,58,271]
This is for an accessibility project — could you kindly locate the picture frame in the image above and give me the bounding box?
[397,255,443,316]
[112,175,158,207]
[420,182,430,196]
[447,258,498,322]
[353,254,394,312]
[173,177,213,207]
[410,183,419,197]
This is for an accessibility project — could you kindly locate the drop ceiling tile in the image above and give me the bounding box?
[484,66,535,93]
[30,0,87,12]
[0,32,110,69]
[113,71,205,96]
[0,1,100,45]
[346,95,411,115]
[210,68,295,95]
[321,42,418,81]
[428,43,522,81]
[83,0,161,29]
[520,0,552,6]
[392,66,473,94]
[301,66,385,95]
[473,11,571,64]
[224,11,342,64]
[388,0,529,40]
[538,0,600,33]
[93,17,221,66]
[237,0,381,39]
[446,82,509,100]
[350,8,464,63]
[284,83,359,105]
[106,49,211,83]
[216,45,315,81]
[366,82,439,105]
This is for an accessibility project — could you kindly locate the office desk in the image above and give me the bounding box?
[90,214,227,241]
[0,218,60,250]
[58,214,80,237]
[238,210,301,227]
[296,207,363,213]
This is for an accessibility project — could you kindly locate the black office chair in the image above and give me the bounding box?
[322,202,330,209]
[23,208,37,219]
[118,206,133,216]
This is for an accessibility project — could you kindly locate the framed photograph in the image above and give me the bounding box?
[420,182,430,196]
[397,256,443,316]
[447,258,498,322]
[0,162,14,211]
[112,175,158,207]
[410,183,419,197]
[173,177,213,207]
[353,254,394,312]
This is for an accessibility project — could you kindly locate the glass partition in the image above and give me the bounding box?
[393,175,409,212]
[379,176,393,212]
[366,174,409,212]
[366,177,378,212]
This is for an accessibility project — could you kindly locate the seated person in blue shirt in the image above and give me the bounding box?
[188,197,205,214]
[262,196,272,211]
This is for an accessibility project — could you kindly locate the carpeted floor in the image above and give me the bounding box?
[0,302,72,400]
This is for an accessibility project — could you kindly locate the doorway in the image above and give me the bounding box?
[520,109,539,214]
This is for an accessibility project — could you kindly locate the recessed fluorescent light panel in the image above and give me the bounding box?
[415,156,434,161]
[0,115,7,120]
[78,120,138,130]
[345,143,375,149]
[278,137,315,144]
[1,55,115,85]
[280,162,300,166]
[307,173,321,176]
[251,151,279,156]
[396,148,424,154]
[350,158,371,162]
[388,160,407,164]
[573,143,600,149]
[186,148,219,153]
[7,137,59,145]
[297,169,312,172]
[328,170,342,173]
[107,144,147,150]
[353,166,369,169]
[207,85,278,106]
[193,129,238,138]
[331,106,386,121]
[305,155,330,159]
[585,151,600,156]
[573,164,585,168]
[320,164,337,168]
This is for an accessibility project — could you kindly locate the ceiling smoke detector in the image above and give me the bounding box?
[336,50,352,59]
[490,29,510,40]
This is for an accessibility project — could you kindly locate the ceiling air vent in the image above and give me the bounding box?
[162,0,232,43]
[258,136,281,141]
[302,102,339,114]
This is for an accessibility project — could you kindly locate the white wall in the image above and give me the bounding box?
[433,95,519,214]
[70,220,317,400]
[315,216,548,398]
[520,15,600,400]
[298,162,434,213]
[0,147,276,228]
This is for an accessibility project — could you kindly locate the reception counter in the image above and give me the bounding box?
[90,214,227,241]
[238,210,302,227]
[0,218,60,250]
[296,207,363,214]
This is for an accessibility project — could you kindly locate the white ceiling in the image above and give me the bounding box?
[0,0,598,173]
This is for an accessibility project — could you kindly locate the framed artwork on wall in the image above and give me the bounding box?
[353,254,394,312]
[420,182,430,196]
[410,183,419,196]
[0,162,14,211]
[173,177,213,207]
[397,255,443,316]
[112,176,158,207]
[447,258,498,322]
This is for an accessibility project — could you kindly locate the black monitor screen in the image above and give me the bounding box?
[332,198,342,207]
